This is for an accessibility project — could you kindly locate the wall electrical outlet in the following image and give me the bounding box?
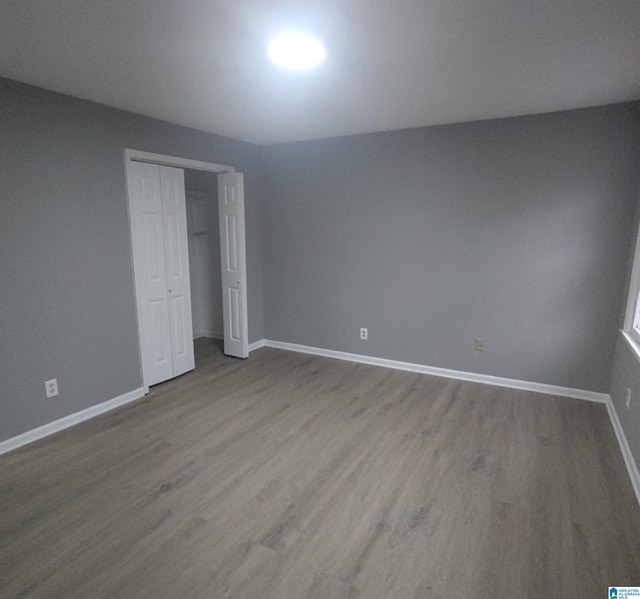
[360,327,368,340]
[475,338,485,351]
[626,387,632,409]
[45,378,59,398]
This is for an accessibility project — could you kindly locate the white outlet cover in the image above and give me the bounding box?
[45,379,58,398]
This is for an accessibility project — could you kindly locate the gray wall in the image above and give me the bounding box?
[262,104,640,392]
[0,78,264,442]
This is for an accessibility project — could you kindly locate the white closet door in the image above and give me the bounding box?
[160,166,195,377]
[218,172,249,358]
[127,162,173,386]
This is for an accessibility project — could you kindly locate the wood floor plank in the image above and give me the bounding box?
[1,338,639,598]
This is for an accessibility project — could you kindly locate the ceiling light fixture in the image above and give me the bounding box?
[267,31,326,71]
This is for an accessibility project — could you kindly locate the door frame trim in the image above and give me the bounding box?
[123,149,241,392]
[124,149,235,174]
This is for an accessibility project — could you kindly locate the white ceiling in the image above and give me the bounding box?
[1,0,639,145]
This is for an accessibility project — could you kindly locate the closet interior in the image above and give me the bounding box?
[184,169,223,341]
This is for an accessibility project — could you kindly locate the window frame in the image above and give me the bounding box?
[624,222,640,350]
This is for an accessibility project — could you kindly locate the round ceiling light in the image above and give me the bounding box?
[267,32,326,71]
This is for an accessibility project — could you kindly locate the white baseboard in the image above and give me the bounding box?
[193,337,263,353]
[605,397,640,506]
[193,331,223,340]
[248,339,266,352]
[195,337,263,352]
[0,387,145,456]
[262,339,609,403]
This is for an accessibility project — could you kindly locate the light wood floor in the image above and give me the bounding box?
[1,339,639,598]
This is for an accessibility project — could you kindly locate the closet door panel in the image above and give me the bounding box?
[127,162,173,386]
[218,172,248,358]
[160,166,195,377]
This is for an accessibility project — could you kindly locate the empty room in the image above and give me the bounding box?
[2,1,640,597]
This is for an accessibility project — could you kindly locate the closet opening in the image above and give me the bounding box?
[184,170,224,356]
[124,149,249,392]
